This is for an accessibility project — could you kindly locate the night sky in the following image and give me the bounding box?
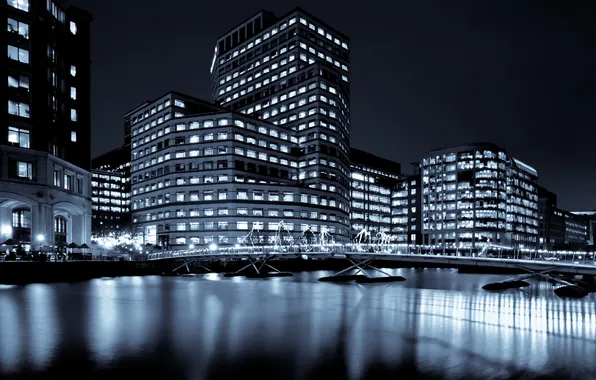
[68,0,595,211]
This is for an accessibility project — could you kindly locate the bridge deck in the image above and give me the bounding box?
[147,244,596,276]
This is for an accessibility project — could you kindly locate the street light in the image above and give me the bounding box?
[36,234,44,254]
[1,225,12,236]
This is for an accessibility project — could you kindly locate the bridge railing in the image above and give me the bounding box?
[147,243,596,267]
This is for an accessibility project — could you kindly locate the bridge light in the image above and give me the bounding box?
[189,244,195,249]
[234,244,240,249]
[209,243,217,251]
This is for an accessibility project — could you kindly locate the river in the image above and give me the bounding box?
[0,268,595,379]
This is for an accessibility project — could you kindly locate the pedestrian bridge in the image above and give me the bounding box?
[147,242,596,297]
[147,243,596,276]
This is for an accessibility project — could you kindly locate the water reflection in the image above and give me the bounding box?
[0,269,593,379]
[0,288,23,373]
[26,284,58,370]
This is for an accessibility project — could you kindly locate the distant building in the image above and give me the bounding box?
[0,0,92,249]
[562,212,590,247]
[91,145,131,236]
[538,187,591,249]
[420,143,539,249]
[538,186,564,248]
[571,211,596,246]
[349,148,402,239]
[406,164,423,245]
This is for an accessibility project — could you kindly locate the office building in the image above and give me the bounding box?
[211,8,351,238]
[571,211,595,246]
[538,186,564,248]
[128,91,352,248]
[349,148,401,239]
[538,187,591,249]
[420,143,539,249]
[389,164,422,245]
[91,145,131,236]
[0,0,92,249]
[129,9,351,248]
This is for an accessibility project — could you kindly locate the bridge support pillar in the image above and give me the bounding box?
[224,255,293,278]
[482,265,590,298]
[319,256,406,283]
[172,258,212,274]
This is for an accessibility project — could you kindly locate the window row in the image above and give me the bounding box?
[130,98,185,125]
[218,16,347,72]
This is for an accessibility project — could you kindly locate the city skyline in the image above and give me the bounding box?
[69,0,596,211]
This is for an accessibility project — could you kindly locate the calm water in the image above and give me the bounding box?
[0,268,595,379]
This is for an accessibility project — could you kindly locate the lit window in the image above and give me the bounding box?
[17,161,32,180]
[8,73,29,90]
[7,18,29,39]
[8,100,29,118]
[69,21,77,35]
[7,45,29,64]
[70,109,77,121]
[70,87,77,100]
[70,131,77,142]
[8,127,30,148]
[7,0,29,12]
[70,65,76,77]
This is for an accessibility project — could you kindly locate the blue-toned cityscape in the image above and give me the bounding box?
[1,1,596,379]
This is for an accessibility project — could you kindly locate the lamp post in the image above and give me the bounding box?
[36,234,44,253]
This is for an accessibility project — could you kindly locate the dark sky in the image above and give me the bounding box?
[68,0,596,211]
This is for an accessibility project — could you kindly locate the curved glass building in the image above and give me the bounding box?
[421,143,538,249]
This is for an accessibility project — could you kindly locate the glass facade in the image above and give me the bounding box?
[421,143,538,249]
[350,168,399,239]
[91,145,131,236]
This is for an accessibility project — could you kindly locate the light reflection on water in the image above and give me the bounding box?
[0,268,594,379]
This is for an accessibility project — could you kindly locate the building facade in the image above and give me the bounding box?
[129,8,352,249]
[420,143,539,249]
[91,145,131,236]
[211,8,352,239]
[128,91,351,249]
[571,211,595,247]
[538,187,591,249]
[538,186,564,248]
[0,0,92,249]
[349,148,401,239]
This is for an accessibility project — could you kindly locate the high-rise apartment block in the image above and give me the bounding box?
[420,143,539,249]
[0,0,92,249]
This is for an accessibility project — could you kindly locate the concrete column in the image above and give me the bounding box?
[32,203,54,249]
[82,212,91,244]
[70,212,91,245]
[0,207,12,241]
